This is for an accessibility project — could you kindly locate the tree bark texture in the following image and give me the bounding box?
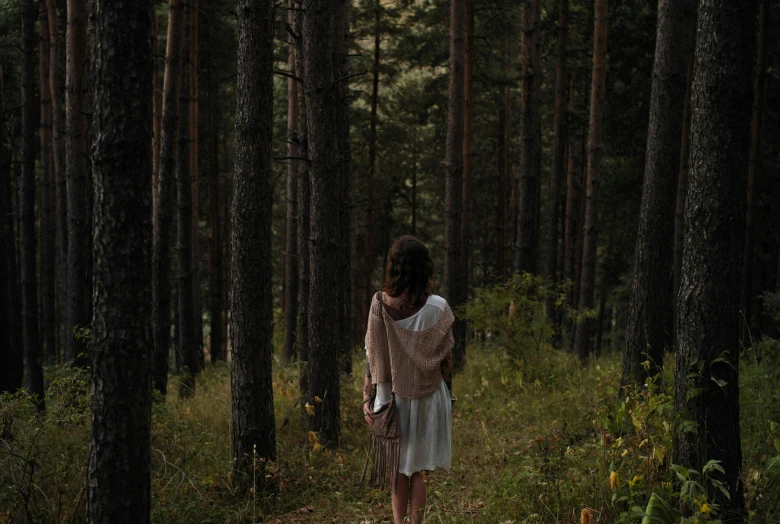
[21,0,45,407]
[621,0,695,388]
[231,0,277,478]
[152,0,161,221]
[284,4,299,363]
[461,0,474,288]
[444,0,467,370]
[573,0,608,361]
[190,0,203,361]
[152,0,184,397]
[546,0,568,318]
[303,0,343,446]
[739,1,768,333]
[0,61,24,393]
[673,0,757,514]
[46,0,68,354]
[65,0,89,364]
[177,9,198,395]
[515,0,542,275]
[87,3,153,521]
[39,2,56,361]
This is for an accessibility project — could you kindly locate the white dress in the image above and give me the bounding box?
[368,294,453,476]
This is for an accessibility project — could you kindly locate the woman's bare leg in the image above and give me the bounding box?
[409,472,427,523]
[391,473,409,524]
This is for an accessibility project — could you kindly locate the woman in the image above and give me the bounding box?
[363,235,454,524]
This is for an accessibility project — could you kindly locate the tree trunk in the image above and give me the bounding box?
[0,61,24,393]
[21,0,44,408]
[494,96,506,281]
[87,2,153,520]
[284,4,299,363]
[207,8,223,363]
[190,0,203,362]
[46,0,68,356]
[39,2,56,361]
[545,0,568,304]
[672,18,696,322]
[65,0,89,365]
[444,0,467,370]
[502,35,512,281]
[673,0,757,513]
[304,0,343,446]
[563,78,579,309]
[573,0,608,361]
[152,0,184,397]
[461,0,474,289]
[153,0,161,221]
[622,0,695,387]
[515,0,542,275]
[232,0,277,481]
[177,10,198,396]
[739,1,768,334]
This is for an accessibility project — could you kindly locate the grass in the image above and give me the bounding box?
[2,339,780,523]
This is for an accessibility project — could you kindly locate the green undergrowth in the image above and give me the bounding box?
[2,340,780,522]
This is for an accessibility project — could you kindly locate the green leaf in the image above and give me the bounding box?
[774,439,780,454]
[711,377,728,388]
[642,493,681,524]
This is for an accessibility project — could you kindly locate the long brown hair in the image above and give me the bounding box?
[382,235,434,306]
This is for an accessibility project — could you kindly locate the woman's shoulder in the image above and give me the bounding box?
[425,294,448,311]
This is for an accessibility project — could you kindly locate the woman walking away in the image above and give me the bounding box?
[363,235,455,524]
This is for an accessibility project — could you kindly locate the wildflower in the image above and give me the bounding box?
[627,475,642,488]
[621,449,629,457]
[609,471,619,489]
[305,402,315,416]
[580,508,595,524]
[700,503,712,515]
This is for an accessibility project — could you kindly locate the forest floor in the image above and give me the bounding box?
[3,339,780,523]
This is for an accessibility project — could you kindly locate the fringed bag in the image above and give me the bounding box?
[361,291,401,491]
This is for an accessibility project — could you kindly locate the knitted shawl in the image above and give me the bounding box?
[365,292,455,399]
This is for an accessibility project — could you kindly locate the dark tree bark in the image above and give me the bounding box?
[739,1,768,333]
[152,0,161,220]
[461,0,474,288]
[231,0,277,480]
[190,0,203,362]
[573,0,608,361]
[621,0,695,387]
[304,0,343,446]
[283,4,299,363]
[65,0,89,364]
[87,2,153,521]
[563,79,580,323]
[45,0,68,355]
[153,0,184,397]
[21,0,45,407]
[207,8,223,363]
[177,9,198,396]
[39,2,56,361]
[493,96,507,281]
[673,0,757,514]
[515,0,542,275]
[672,19,696,318]
[444,0,467,370]
[545,0,568,304]
[0,61,24,393]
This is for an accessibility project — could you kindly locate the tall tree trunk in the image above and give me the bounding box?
[152,0,184,397]
[190,0,203,362]
[739,0,768,334]
[39,1,56,361]
[672,19,696,321]
[65,0,89,365]
[461,0,474,290]
[153,0,161,221]
[573,0,608,361]
[304,0,343,446]
[87,2,153,520]
[284,5,299,363]
[207,8,223,363]
[673,0,757,512]
[621,0,695,387]
[515,0,542,274]
[21,0,44,408]
[545,0,568,306]
[335,1,353,375]
[232,0,277,483]
[177,10,197,396]
[444,0,467,370]
[563,79,580,324]
[502,35,513,281]
[0,61,24,393]
[46,0,68,356]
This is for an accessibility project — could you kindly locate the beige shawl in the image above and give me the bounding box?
[365,292,455,399]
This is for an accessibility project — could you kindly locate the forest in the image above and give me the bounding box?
[0,0,779,522]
